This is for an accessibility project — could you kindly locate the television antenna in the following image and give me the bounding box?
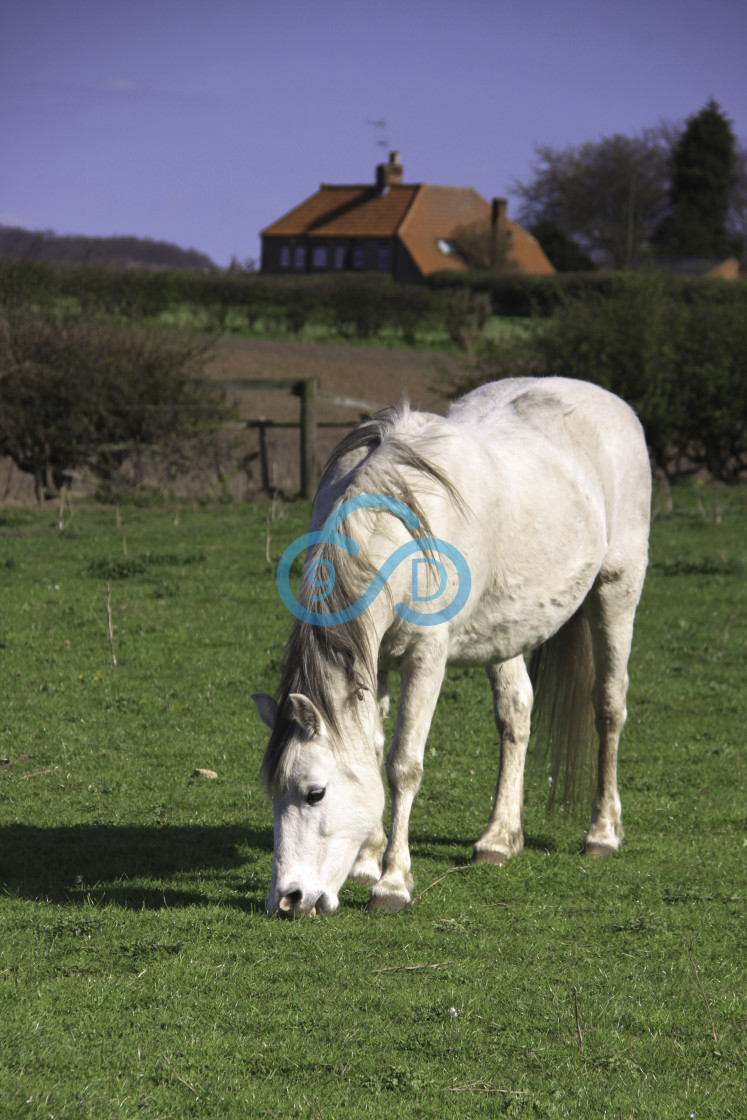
[365,119,389,158]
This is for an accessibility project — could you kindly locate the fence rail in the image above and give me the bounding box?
[218,377,389,499]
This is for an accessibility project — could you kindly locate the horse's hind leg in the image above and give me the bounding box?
[473,656,533,866]
[583,578,641,857]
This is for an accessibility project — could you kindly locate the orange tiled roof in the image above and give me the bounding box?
[398,185,490,275]
[261,185,418,239]
[504,219,556,276]
[399,186,554,276]
[261,180,554,277]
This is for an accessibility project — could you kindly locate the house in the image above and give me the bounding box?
[260,152,555,283]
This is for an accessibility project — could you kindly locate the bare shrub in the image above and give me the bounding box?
[0,313,226,498]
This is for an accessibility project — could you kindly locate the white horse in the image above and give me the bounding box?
[253,378,651,917]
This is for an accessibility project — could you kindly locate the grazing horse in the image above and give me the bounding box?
[253,378,651,916]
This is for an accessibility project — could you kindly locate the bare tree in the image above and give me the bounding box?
[513,125,677,268]
[450,222,519,273]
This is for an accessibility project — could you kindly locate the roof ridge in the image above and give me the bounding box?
[396,183,425,236]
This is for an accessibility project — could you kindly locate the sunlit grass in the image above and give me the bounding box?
[1,485,745,1117]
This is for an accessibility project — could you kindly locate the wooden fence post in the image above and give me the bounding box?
[299,377,319,500]
[218,377,386,499]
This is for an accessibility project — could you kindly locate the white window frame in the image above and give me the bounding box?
[333,245,346,270]
[293,245,306,270]
[279,245,290,269]
[312,245,328,270]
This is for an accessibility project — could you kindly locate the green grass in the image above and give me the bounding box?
[154,308,529,354]
[15,292,527,355]
[1,486,745,1118]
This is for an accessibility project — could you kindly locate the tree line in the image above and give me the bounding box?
[514,99,746,271]
[448,100,745,273]
[0,226,217,272]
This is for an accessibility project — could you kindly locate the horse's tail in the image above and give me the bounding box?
[528,608,597,813]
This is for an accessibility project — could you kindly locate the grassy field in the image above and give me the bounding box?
[1,485,745,1118]
[151,306,530,353]
[27,292,528,354]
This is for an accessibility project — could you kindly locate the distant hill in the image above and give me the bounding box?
[0,226,218,271]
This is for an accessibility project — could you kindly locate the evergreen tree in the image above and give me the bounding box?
[652,99,738,258]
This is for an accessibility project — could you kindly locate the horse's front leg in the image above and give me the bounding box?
[367,642,446,912]
[349,820,388,885]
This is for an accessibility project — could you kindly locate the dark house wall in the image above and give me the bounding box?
[262,236,421,281]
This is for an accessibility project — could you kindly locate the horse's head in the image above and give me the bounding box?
[252,689,385,917]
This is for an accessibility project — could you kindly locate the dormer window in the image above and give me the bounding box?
[437,239,461,258]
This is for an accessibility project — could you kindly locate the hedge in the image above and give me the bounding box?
[450,274,747,480]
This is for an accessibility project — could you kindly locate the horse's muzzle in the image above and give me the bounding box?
[269,886,338,918]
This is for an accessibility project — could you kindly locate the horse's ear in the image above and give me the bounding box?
[288,693,326,739]
[252,693,279,731]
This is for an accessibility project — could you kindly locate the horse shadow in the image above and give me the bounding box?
[0,822,273,912]
[409,831,560,862]
[2,823,564,914]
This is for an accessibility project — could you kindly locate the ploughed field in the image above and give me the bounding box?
[1,337,461,505]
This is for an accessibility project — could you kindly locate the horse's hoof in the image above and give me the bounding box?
[472,848,510,866]
[366,891,410,913]
[584,841,617,859]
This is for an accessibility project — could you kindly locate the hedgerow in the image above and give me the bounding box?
[2,261,745,479]
[449,274,747,480]
[0,312,225,498]
[0,261,447,343]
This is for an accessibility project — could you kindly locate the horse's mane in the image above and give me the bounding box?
[261,402,467,791]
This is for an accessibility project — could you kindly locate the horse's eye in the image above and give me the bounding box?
[306,787,325,805]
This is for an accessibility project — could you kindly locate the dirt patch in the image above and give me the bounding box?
[206,338,463,495]
[0,337,466,506]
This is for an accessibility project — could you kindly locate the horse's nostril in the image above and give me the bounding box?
[278,888,303,913]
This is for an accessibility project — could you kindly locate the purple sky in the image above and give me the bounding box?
[2,0,745,268]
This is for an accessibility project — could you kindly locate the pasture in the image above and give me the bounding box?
[1,486,745,1118]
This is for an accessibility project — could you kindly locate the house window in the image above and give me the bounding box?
[293,245,306,270]
[279,245,290,269]
[377,244,391,271]
[312,246,328,269]
[436,239,460,258]
[352,245,365,269]
[333,245,346,270]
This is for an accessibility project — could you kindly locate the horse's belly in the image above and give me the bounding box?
[446,567,596,666]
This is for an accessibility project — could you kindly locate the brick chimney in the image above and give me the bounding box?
[491,197,507,236]
[490,198,509,267]
[376,151,403,192]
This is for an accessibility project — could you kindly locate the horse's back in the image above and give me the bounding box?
[447,378,645,465]
[447,378,651,579]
